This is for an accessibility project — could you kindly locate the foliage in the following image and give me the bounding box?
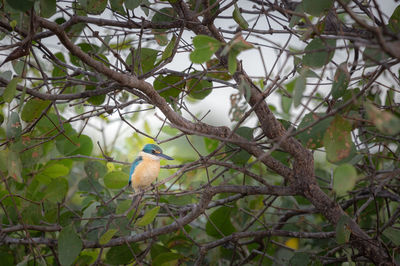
[0,0,399,265]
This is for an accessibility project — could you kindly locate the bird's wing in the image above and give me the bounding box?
[129,156,142,186]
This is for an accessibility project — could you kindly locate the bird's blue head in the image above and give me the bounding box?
[142,144,174,160]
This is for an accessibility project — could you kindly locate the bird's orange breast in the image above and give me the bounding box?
[130,157,160,191]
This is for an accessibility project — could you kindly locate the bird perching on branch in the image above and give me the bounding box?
[129,144,174,192]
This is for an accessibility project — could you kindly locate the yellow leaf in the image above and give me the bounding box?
[106,162,115,172]
[285,238,299,250]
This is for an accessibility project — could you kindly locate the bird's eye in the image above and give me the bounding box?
[152,150,156,154]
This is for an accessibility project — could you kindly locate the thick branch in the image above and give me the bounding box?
[36,15,294,180]
[169,1,391,263]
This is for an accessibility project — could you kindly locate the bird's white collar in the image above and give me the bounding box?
[140,151,161,161]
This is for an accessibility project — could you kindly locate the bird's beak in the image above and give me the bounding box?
[158,153,174,160]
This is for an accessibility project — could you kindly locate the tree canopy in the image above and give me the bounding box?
[0,0,400,265]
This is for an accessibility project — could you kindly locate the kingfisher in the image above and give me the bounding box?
[129,144,174,192]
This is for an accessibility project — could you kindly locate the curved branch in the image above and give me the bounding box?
[35,14,293,181]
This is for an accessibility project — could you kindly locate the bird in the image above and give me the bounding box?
[129,144,174,192]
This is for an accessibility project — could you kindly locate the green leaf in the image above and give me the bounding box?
[153,252,183,266]
[0,149,8,172]
[110,0,126,14]
[36,113,59,135]
[12,60,25,76]
[190,35,222,64]
[153,74,184,100]
[229,35,254,53]
[21,98,51,122]
[70,43,100,66]
[151,8,176,46]
[6,112,22,140]
[42,201,58,223]
[81,202,100,227]
[37,163,70,184]
[40,0,56,17]
[161,35,176,61]
[281,79,295,113]
[293,70,307,107]
[126,48,159,75]
[331,62,350,99]
[58,225,83,266]
[289,4,304,28]
[74,135,93,156]
[75,254,95,266]
[336,215,351,244]
[164,194,196,206]
[7,151,22,182]
[151,244,171,259]
[44,177,69,203]
[228,49,239,74]
[365,102,400,135]
[271,150,291,166]
[136,206,160,226]
[84,161,107,179]
[281,95,292,114]
[388,5,400,33]
[103,171,129,189]
[141,1,150,16]
[42,163,70,177]
[221,35,253,74]
[188,0,219,16]
[4,77,21,103]
[116,199,131,214]
[225,127,253,165]
[56,134,93,156]
[99,229,119,245]
[85,84,106,105]
[77,0,87,8]
[333,164,357,196]
[383,227,400,245]
[125,0,141,10]
[154,32,169,46]
[116,199,141,220]
[6,0,34,12]
[303,0,334,16]
[86,0,107,14]
[323,115,355,163]
[204,137,219,153]
[52,52,66,78]
[186,77,213,100]
[0,249,14,265]
[78,177,103,192]
[0,70,12,82]
[302,38,336,68]
[21,204,42,224]
[83,76,106,106]
[363,47,388,67]
[152,7,176,23]
[55,137,79,155]
[206,206,236,238]
[233,4,249,29]
[238,78,252,101]
[290,252,310,265]
[108,37,131,51]
[206,59,232,81]
[224,35,253,74]
[106,244,138,265]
